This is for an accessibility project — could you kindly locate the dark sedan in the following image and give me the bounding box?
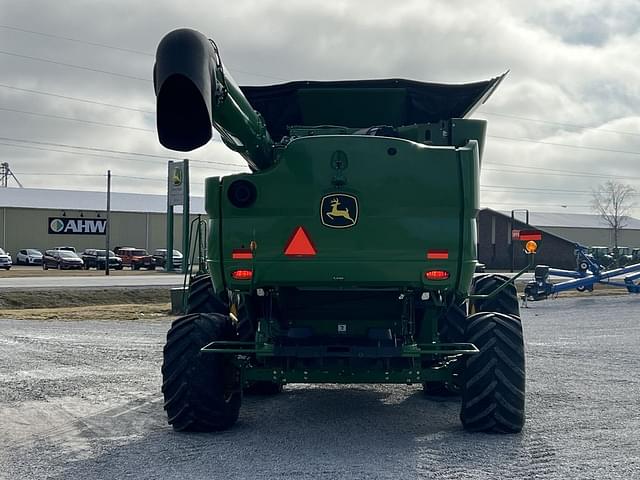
[81,249,123,270]
[42,250,84,270]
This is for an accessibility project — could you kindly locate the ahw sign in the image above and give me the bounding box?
[48,217,107,235]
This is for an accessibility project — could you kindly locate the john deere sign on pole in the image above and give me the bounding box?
[167,159,189,273]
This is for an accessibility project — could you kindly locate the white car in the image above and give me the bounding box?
[0,248,12,270]
[16,248,43,265]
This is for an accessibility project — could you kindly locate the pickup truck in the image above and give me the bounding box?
[113,247,156,270]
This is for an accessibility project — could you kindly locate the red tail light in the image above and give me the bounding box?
[284,226,317,256]
[231,269,253,280]
[232,249,253,260]
[427,250,449,260]
[425,270,450,281]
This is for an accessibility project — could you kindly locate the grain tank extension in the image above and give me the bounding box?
[156,28,528,433]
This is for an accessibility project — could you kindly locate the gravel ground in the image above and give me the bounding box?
[1,296,639,479]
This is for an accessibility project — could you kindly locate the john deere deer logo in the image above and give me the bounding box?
[320,194,358,228]
[172,166,183,186]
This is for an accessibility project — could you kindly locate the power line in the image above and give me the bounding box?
[478,110,640,138]
[0,24,286,82]
[0,140,165,166]
[13,171,205,185]
[481,184,592,193]
[0,141,244,172]
[488,134,640,157]
[0,49,149,82]
[0,26,636,143]
[0,24,153,56]
[0,136,248,168]
[484,161,640,179]
[0,106,154,133]
[482,165,640,181]
[0,83,154,113]
[481,201,592,208]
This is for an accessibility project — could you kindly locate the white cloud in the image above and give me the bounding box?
[0,0,639,216]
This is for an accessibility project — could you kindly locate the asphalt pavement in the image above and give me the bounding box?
[1,295,639,479]
[0,273,183,289]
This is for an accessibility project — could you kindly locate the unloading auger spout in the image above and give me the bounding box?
[154,28,274,171]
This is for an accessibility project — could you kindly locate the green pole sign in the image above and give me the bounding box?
[166,159,190,273]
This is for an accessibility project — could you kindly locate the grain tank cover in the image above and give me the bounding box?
[241,74,506,141]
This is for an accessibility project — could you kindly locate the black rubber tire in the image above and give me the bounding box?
[470,274,520,317]
[244,381,283,395]
[460,312,525,433]
[438,301,467,344]
[186,275,256,342]
[420,299,467,397]
[186,274,228,315]
[132,264,139,270]
[161,313,241,432]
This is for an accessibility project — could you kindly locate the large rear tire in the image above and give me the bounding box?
[186,274,228,315]
[460,311,525,433]
[423,300,467,397]
[186,274,256,342]
[438,300,467,344]
[162,313,241,432]
[185,275,275,394]
[470,274,520,317]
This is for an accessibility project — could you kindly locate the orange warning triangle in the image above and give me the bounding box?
[284,226,317,256]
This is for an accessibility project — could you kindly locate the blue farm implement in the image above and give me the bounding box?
[524,244,640,301]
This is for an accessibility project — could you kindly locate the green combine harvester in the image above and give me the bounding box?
[154,28,529,433]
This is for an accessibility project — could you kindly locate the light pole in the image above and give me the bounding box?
[105,170,111,276]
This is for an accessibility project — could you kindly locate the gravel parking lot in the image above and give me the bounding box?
[1,295,639,479]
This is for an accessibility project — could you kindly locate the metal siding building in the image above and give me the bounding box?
[520,212,640,248]
[478,209,640,270]
[0,187,205,256]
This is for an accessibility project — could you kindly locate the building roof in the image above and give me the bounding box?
[497,209,640,230]
[0,187,205,214]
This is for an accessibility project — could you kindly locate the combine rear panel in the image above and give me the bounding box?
[207,130,480,293]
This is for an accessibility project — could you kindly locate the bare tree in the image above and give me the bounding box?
[591,180,636,250]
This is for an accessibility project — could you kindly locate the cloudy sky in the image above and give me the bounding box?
[1,0,639,216]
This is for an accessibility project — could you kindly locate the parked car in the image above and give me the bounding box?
[15,248,43,265]
[152,249,183,269]
[53,246,77,253]
[42,249,84,270]
[113,247,156,270]
[0,248,12,270]
[81,249,123,270]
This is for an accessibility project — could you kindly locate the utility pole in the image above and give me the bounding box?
[105,170,111,276]
[181,159,190,275]
[510,209,529,272]
[0,163,23,188]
